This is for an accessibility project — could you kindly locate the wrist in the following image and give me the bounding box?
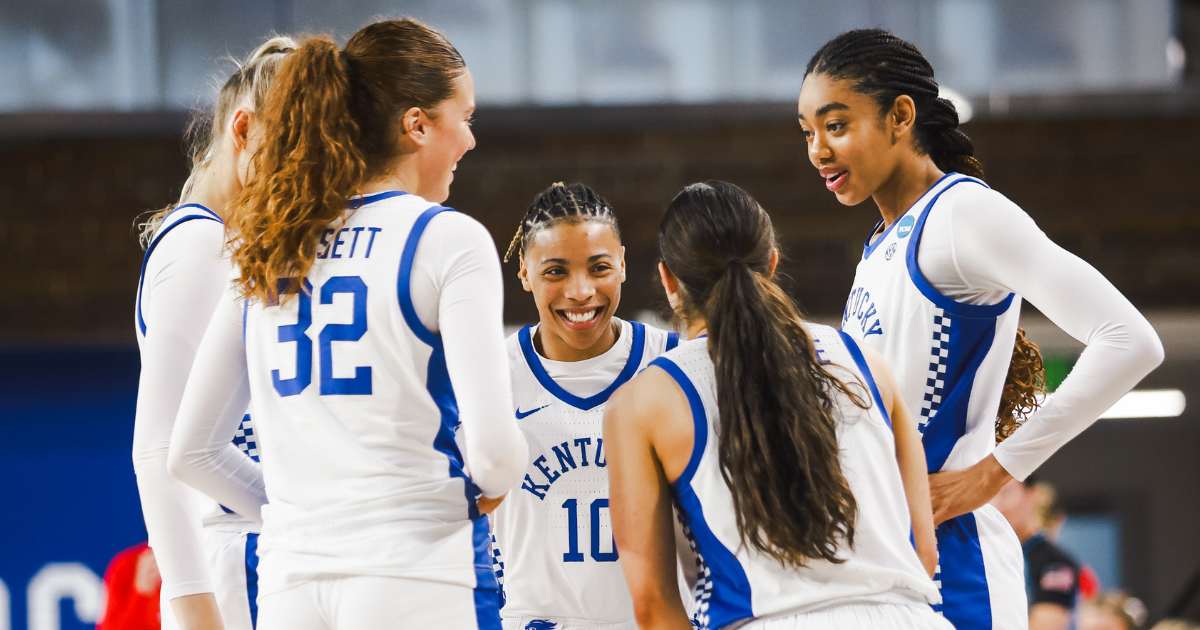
[981,454,1013,490]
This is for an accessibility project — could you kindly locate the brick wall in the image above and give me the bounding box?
[2,108,1198,343]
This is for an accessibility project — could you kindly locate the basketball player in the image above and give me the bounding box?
[798,29,1164,630]
[605,181,950,629]
[485,182,678,630]
[132,36,293,630]
[167,19,527,630]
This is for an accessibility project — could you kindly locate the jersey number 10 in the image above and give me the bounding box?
[271,276,372,397]
[562,498,618,563]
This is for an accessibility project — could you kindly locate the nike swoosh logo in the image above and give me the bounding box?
[515,404,550,419]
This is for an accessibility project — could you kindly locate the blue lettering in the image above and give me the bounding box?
[595,438,606,468]
[573,437,592,466]
[330,228,349,258]
[365,227,383,258]
[534,455,561,483]
[859,303,878,333]
[865,320,883,337]
[317,229,335,259]
[348,226,365,257]
[521,474,550,500]
[552,442,577,472]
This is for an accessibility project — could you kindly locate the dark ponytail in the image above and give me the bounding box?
[227,19,465,304]
[660,181,863,567]
[808,29,1048,438]
[805,28,983,179]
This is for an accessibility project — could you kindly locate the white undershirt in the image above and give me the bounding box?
[532,318,633,399]
[132,218,238,601]
[169,210,526,511]
[913,184,1163,480]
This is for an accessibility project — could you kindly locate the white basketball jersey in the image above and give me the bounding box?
[492,319,677,625]
[842,173,1021,474]
[655,328,941,630]
[135,203,260,531]
[241,192,494,597]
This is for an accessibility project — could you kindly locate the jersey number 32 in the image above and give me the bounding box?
[271,276,371,397]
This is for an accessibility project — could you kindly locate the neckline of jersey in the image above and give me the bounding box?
[862,172,957,260]
[518,320,647,411]
[349,190,409,208]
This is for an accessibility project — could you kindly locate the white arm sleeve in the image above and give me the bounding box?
[168,285,268,521]
[921,187,1164,480]
[132,221,226,600]
[409,212,528,498]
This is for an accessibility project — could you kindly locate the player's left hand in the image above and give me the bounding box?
[928,454,1013,525]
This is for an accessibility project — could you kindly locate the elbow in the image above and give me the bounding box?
[166,443,201,486]
[1128,318,1165,377]
[471,439,529,499]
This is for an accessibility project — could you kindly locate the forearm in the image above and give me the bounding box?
[948,190,1164,479]
[436,218,527,497]
[169,294,266,521]
[894,409,937,575]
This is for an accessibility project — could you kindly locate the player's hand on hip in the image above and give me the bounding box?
[928,454,1013,525]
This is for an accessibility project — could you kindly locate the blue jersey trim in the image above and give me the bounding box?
[397,205,455,346]
[904,175,1016,317]
[136,204,222,335]
[937,512,993,629]
[862,172,955,260]
[244,532,260,629]
[837,331,892,430]
[665,332,680,351]
[348,190,409,208]
[650,356,707,490]
[397,203,498,597]
[651,355,754,630]
[517,321,647,411]
[172,202,222,221]
[921,312,1000,472]
[474,588,503,630]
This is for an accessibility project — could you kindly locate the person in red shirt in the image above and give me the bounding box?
[97,542,161,630]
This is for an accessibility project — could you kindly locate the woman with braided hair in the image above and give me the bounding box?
[798,28,1163,629]
[482,182,678,630]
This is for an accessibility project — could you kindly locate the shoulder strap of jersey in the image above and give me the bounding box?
[904,174,1016,317]
[835,330,892,429]
[137,204,222,335]
[397,204,455,348]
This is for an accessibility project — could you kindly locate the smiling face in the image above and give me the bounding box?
[415,69,477,203]
[520,219,626,359]
[797,72,912,207]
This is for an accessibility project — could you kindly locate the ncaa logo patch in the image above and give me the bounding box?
[897,215,915,238]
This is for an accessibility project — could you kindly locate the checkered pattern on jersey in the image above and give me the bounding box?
[232,414,260,462]
[677,508,713,629]
[490,532,506,607]
[918,309,952,434]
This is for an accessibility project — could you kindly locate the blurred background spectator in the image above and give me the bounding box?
[1080,592,1149,630]
[96,542,160,630]
[995,477,1088,629]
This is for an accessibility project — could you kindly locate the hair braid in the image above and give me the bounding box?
[808,29,1042,435]
[504,182,621,263]
[806,28,983,179]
